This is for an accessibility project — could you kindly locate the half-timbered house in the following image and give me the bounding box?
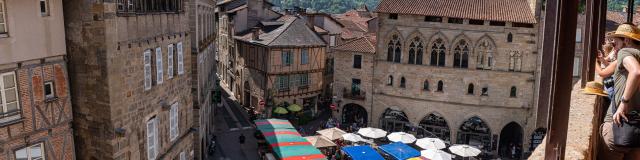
[0,0,75,159]
[234,15,327,117]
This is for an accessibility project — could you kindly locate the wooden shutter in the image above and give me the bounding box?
[170,102,179,141]
[155,47,164,84]
[147,118,157,160]
[177,42,185,75]
[168,44,175,79]
[144,50,152,90]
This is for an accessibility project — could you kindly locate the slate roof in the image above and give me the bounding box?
[334,36,376,54]
[375,0,537,24]
[236,16,326,47]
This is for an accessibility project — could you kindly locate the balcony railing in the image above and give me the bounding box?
[343,88,366,100]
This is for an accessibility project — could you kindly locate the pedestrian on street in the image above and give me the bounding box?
[239,134,246,144]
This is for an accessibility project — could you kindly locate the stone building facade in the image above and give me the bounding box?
[187,0,217,159]
[0,0,75,159]
[64,1,194,160]
[333,0,546,158]
[234,16,326,117]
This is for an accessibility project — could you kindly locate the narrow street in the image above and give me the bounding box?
[210,87,258,160]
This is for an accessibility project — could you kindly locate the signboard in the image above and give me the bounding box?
[259,100,265,106]
[530,128,547,151]
[330,104,337,110]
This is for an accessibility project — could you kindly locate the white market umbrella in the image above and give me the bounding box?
[421,149,452,160]
[416,138,447,150]
[387,132,417,143]
[316,127,347,140]
[304,136,337,148]
[342,133,365,142]
[357,127,388,139]
[449,144,481,157]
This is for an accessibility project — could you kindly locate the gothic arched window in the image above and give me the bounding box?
[388,75,394,86]
[453,39,470,68]
[400,77,407,88]
[423,80,430,91]
[388,35,402,63]
[509,51,523,71]
[507,33,513,43]
[430,38,446,67]
[510,86,517,97]
[476,38,495,70]
[409,37,424,65]
[437,80,444,92]
[468,84,474,95]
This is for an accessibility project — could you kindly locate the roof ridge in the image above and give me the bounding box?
[266,17,298,46]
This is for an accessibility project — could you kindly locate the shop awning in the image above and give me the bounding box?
[379,142,421,160]
[255,119,327,160]
[341,145,385,160]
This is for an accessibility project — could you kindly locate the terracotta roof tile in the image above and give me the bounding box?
[334,36,376,54]
[606,11,640,31]
[375,0,536,24]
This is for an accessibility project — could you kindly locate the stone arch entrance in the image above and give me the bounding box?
[342,103,368,128]
[380,108,411,132]
[499,122,523,159]
[457,116,492,153]
[418,113,451,143]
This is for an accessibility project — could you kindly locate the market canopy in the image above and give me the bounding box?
[254,119,327,160]
[304,136,337,148]
[379,142,421,160]
[255,119,295,130]
[341,145,385,160]
[316,127,347,140]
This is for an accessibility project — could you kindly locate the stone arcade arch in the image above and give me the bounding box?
[341,103,368,128]
[499,122,524,159]
[457,116,492,153]
[380,108,411,133]
[418,113,451,143]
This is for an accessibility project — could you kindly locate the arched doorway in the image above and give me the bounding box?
[342,103,368,128]
[418,113,451,143]
[499,122,523,159]
[243,81,251,107]
[457,116,492,153]
[380,108,411,132]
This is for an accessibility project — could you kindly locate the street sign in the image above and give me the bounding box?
[259,100,265,106]
[330,104,336,110]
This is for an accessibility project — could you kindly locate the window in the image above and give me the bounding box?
[389,13,398,20]
[576,28,582,43]
[167,44,174,79]
[453,39,469,68]
[425,16,442,22]
[40,0,49,16]
[423,80,430,91]
[387,76,393,86]
[299,74,309,87]
[1,72,20,119]
[118,0,183,14]
[448,18,463,24]
[476,39,495,70]
[573,57,581,77]
[507,33,513,43]
[281,50,293,66]
[44,82,55,99]
[155,47,164,84]
[387,35,402,63]
[351,79,361,94]
[467,84,474,95]
[180,151,186,160]
[469,19,484,25]
[400,77,406,88]
[513,23,534,28]
[170,102,179,141]
[0,0,6,34]
[144,50,152,90]
[301,49,309,65]
[481,87,488,96]
[15,143,44,160]
[436,81,443,92]
[509,51,522,71]
[489,21,505,26]
[277,76,289,91]
[147,117,158,160]
[510,86,517,98]
[353,55,362,68]
[177,42,185,75]
[330,36,336,46]
[408,37,424,65]
[430,38,446,67]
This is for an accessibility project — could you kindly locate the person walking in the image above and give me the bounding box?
[239,134,246,144]
[600,23,640,159]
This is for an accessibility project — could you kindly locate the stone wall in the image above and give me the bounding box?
[64,1,194,160]
[331,50,375,120]
[0,60,75,160]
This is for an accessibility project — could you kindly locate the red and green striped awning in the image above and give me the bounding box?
[255,119,327,160]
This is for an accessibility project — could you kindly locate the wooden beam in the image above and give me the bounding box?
[582,0,608,87]
[542,0,579,159]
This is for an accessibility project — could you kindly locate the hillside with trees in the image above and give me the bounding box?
[270,0,380,14]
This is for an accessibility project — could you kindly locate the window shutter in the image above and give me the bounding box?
[170,102,179,141]
[168,44,174,79]
[155,47,164,84]
[147,118,157,160]
[144,50,152,90]
[177,42,185,75]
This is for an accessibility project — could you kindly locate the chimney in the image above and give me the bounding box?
[252,27,260,41]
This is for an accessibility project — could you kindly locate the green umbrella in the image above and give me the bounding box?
[288,104,303,112]
[273,107,289,114]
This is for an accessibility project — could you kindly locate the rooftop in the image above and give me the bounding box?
[333,36,377,54]
[375,0,537,24]
[236,16,326,47]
